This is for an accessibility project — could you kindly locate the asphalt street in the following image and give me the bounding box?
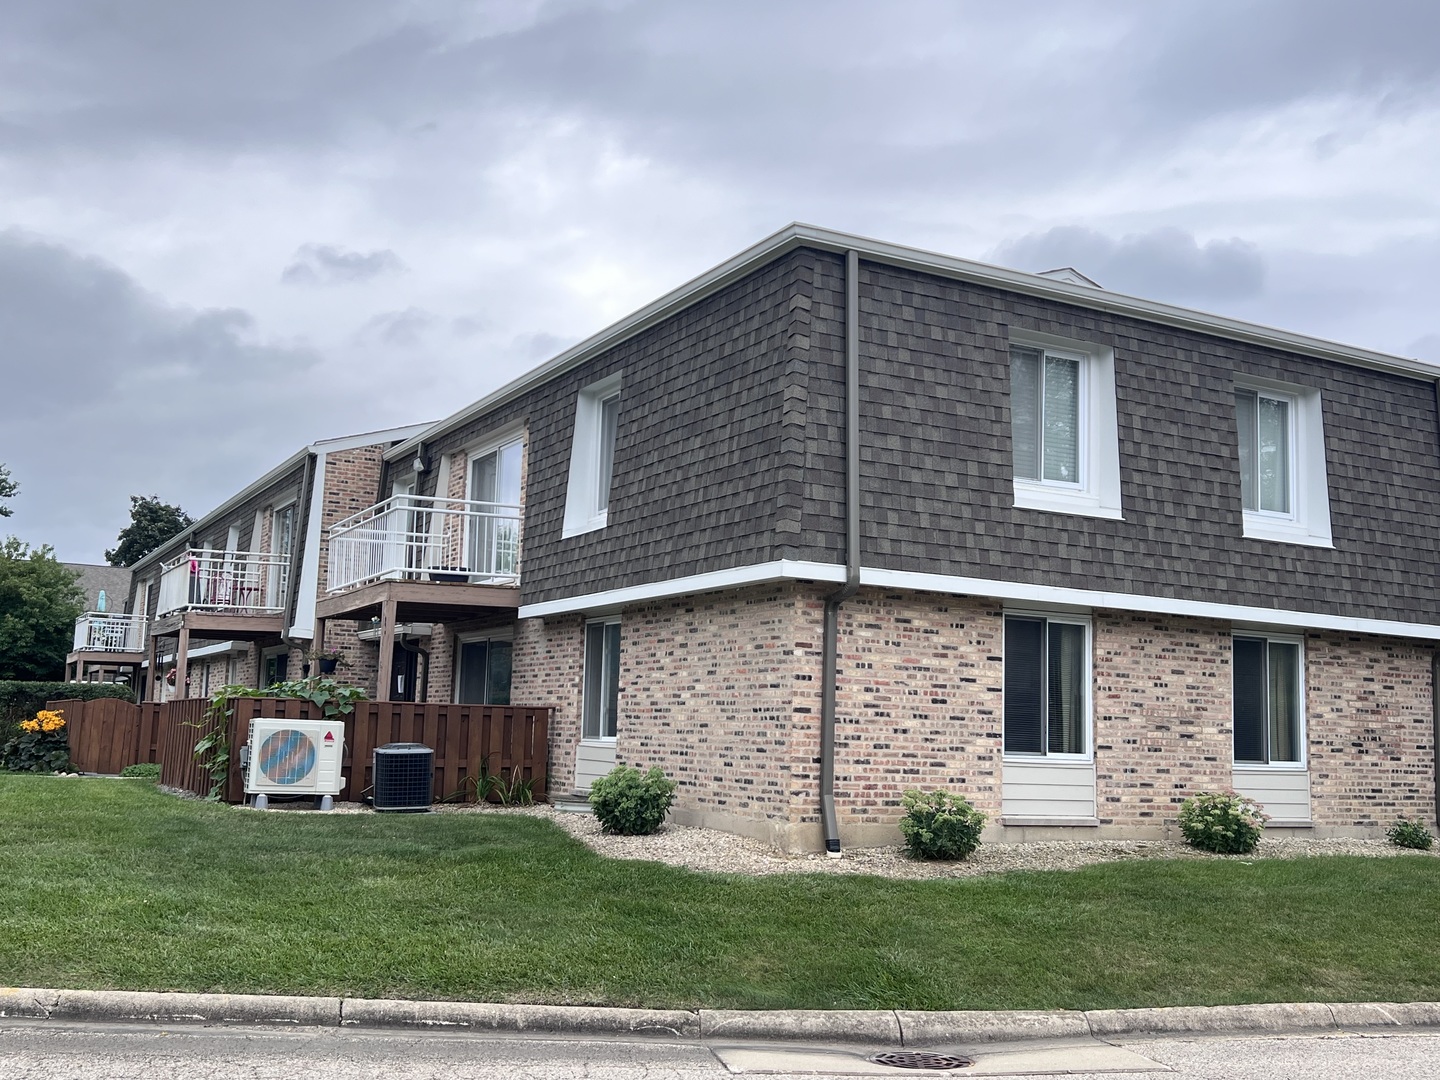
[3,1020,1440,1079]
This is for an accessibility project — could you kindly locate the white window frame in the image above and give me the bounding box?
[562,373,623,538]
[580,615,622,744]
[1230,630,1307,771]
[1001,608,1094,763]
[1008,330,1122,520]
[465,433,525,505]
[1234,377,1333,548]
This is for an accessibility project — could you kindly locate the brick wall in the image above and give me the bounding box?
[618,583,819,837]
[509,581,1436,846]
[1092,612,1233,827]
[833,591,1005,830]
[1307,631,1437,828]
[510,613,587,796]
[318,445,386,596]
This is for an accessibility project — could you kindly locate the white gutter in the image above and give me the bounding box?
[387,222,1440,462]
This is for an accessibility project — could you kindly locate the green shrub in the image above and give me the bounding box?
[898,789,987,860]
[1387,817,1435,851]
[1178,791,1268,854]
[120,762,161,781]
[588,765,677,835]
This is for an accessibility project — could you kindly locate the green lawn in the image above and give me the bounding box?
[2,775,1437,1011]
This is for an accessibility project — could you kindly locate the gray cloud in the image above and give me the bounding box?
[0,230,362,560]
[359,306,437,346]
[1,0,1437,558]
[991,227,1267,305]
[282,244,406,286]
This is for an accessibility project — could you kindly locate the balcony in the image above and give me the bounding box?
[72,612,147,653]
[157,549,290,617]
[327,495,521,594]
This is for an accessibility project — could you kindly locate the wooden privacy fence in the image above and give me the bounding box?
[50,697,160,776]
[46,697,550,805]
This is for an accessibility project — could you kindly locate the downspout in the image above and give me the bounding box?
[1432,649,1439,832]
[819,249,862,856]
[1433,379,1440,831]
[397,635,430,702]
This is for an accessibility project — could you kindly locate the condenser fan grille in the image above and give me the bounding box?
[258,729,318,785]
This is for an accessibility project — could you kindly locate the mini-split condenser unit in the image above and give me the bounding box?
[244,718,345,810]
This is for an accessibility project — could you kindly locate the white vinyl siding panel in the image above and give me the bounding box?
[1002,759,1097,821]
[575,741,618,791]
[1232,766,1311,824]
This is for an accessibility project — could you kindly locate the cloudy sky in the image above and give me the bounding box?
[2,0,1438,561]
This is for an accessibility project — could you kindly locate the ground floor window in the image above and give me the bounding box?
[456,635,512,704]
[1233,635,1303,765]
[582,617,621,740]
[263,652,288,687]
[1003,613,1089,757]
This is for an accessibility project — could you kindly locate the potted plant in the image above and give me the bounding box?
[311,647,345,675]
[426,565,470,583]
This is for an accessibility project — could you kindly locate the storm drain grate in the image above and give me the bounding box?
[868,1051,974,1070]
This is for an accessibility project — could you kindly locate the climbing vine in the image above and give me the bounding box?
[192,677,368,801]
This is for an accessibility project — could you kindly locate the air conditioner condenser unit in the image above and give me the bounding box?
[245,718,345,810]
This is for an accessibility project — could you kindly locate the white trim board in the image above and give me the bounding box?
[517,560,1440,641]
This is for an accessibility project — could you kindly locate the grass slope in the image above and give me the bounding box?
[2,776,1437,1010]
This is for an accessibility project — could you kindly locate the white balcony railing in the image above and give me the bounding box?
[327,495,521,594]
[157,549,290,616]
[72,612,148,653]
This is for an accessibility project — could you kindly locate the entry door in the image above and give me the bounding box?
[391,644,420,702]
[468,440,522,577]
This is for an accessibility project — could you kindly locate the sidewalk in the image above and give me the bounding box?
[4,987,1439,1045]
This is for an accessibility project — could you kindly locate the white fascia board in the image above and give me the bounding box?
[388,223,1440,463]
[311,422,434,455]
[517,560,846,618]
[519,558,1440,641]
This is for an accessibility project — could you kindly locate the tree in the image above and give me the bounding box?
[105,495,194,567]
[0,464,15,517]
[0,538,84,680]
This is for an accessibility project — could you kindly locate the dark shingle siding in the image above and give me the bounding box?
[425,243,1439,626]
[835,257,1440,624]
[421,252,813,607]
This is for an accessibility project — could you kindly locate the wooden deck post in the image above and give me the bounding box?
[375,598,398,702]
[144,630,159,702]
[175,624,190,700]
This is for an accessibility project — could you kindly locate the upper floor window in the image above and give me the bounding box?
[562,373,622,537]
[468,436,523,577]
[1233,378,1332,547]
[1235,388,1292,515]
[1008,334,1122,520]
[1011,344,1082,486]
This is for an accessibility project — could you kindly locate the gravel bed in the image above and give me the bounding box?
[244,797,1438,879]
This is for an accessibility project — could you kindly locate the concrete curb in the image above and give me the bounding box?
[3,988,1440,1044]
